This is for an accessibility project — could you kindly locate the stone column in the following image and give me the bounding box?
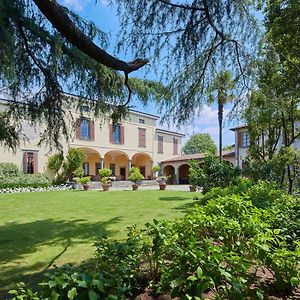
[100,158,104,169]
[175,167,180,185]
[150,160,154,179]
[128,159,132,178]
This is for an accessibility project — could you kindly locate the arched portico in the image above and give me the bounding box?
[104,150,129,180]
[78,147,101,180]
[178,164,189,184]
[131,153,153,180]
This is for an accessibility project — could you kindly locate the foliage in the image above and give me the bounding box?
[128,167,144,183]
[182,133,217,155]
[10,184,300,299]
[99,168,112,185]
[0,162,19,178]
[188,160,203,187]
[0,162,50,188]
[47,148,85,184]
[76,176,90,185]
[47,153,64,174]
[0,0,168,150]
[152,165,160,173]
[207,70,235,160]
[115,0,259,125]
[73,166,84,178]
[197,155,241,193]
[0,173,50,189]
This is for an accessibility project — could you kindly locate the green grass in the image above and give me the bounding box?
[0,189,195,293]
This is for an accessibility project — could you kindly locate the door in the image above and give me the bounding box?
[139,166,146,178]
[120,167,126,180]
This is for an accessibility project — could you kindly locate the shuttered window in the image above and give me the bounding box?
[138,128,146,147]
[109,124,124,144]
[239,131,250,148]
[158,135,164,153]
[23,151,38,174]
[173,138,179,155]
[76,118,95,141]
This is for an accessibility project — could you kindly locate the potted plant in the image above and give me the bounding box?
[99,168,112,192]
[78,176,91,190]
[158,176,167,190]
[152,165,160,180]
[128,167,144,190]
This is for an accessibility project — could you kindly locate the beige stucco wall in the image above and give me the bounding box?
[0,102,184,179]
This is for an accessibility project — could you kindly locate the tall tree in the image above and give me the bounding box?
[182,133,217,155]
[0,0,166,151]
[115,0,259,124]
[207,71,235,161]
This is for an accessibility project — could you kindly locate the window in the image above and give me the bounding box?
[110,163,116,176]
[240,131,250,148]
[76,118,94,141]
[80,105,90,113]
[139,118,145,124]
[173,137,179,155]
[80,119,90,140]
[23,151,37,174]
[138,128,146,147]
[83,162,89,176]
[109,124,124,144]
[113,124,121,144]
[158,135,164,153]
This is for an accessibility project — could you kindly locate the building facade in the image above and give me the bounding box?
[0,100,185,181]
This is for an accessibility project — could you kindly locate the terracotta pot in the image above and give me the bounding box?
[132,184,139,191]
[189,185,196,192]
[83,184,89,191]
[102,184,110,192]
[159,183,167,190]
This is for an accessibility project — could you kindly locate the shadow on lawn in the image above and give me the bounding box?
[0,217,122,296]
[158,196,191,201]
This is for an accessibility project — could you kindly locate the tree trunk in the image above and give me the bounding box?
[32,0,148,74]
[218,101,223,162]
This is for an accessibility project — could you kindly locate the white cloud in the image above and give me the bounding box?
[194,105,230,126]
[61,0,91,11]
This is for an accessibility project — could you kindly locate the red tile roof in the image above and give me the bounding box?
[161,149,235,163]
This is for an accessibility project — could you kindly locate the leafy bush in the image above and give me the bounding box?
[0,173,50,189]
[47,148,85,184]
[47,153,64,174]
[128,167,144,183]
[188,160,203,187]
[195,156,241,193]
[9,182,300,299]
[0,163,19,178]
[99,168,112,184]
[76,176,90,185]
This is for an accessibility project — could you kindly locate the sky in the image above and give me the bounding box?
[59,0,239,148]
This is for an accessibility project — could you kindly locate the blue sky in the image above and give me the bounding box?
[60,0,238,147]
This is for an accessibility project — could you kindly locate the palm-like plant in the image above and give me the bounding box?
[208,71,235,162]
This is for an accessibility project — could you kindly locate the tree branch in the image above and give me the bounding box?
[32,0,148,74]
[157,0,204,11]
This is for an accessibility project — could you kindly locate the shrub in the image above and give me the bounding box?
[0,173,50,189]
[99,168,112,185]
[128,167,144,183]
[0,163,19,178]
[196,156,241,193]
[47,153,64,174]
[76,176,90,185]
[188,160,203,187]
[73,166,84,178]
[9,182,300,299]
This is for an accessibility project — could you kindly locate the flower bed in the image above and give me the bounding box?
[0,184,72,194]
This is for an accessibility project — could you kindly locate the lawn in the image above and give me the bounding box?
[0,189,195,294]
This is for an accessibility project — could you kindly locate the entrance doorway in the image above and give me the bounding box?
[139,166,146,177]
[120,167,126,180]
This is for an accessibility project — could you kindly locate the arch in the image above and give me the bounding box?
[104,150,129,180]
[77,147,101,180]
[178,164,190,184]
[163,165,176,184]
[131,152,153,180]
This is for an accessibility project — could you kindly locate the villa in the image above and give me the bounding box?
[0,96,185,181]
